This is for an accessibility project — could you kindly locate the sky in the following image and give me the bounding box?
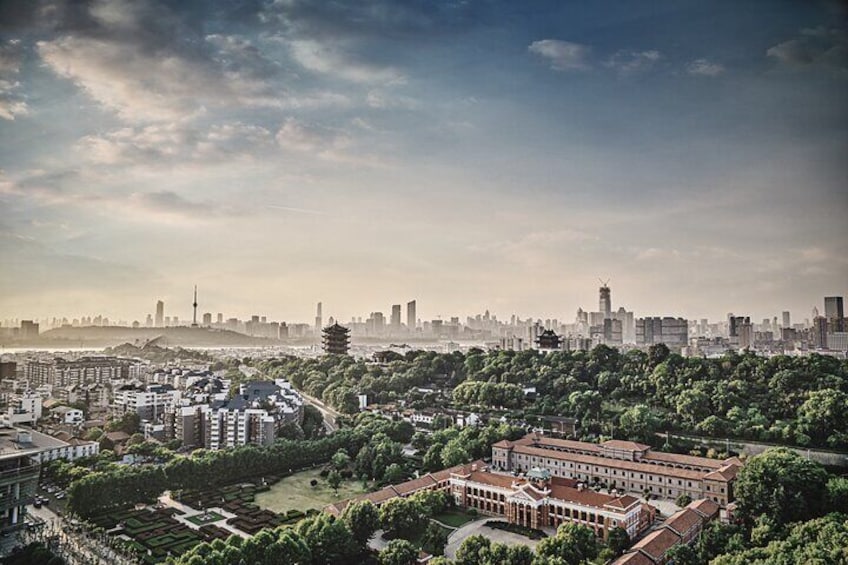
[0,0,846,325]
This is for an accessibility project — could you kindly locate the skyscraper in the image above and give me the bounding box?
[391,304,402,329]
[599,282,611,319]
[155,300,164,327]
[824,296,844,332]
[782,311,790,328]
[407,300,417,330]
[315,302,323,335]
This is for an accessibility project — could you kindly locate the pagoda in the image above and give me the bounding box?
[322,323,351,355]
[536,329,562,351]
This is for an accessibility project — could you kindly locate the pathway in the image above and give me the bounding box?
[158,492,250,539]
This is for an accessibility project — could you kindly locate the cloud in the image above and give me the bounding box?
[767,27,848,71]
[77,122,274,165]
[528,40,591,71]
[287,38,404,84]
[0,169,229,223]
[33,0,289,123]
[275,117,388,168]
[605,49,662,75]
[0,39,27,120]
[686,58,725,77]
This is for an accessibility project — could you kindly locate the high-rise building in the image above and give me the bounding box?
[20,320,39,339]
[812,316,829,348]
[391,304,402,328]
[202,313,212,326]
[824,297,844,332]
[635,317,688,347]
[217,313,223,324]
[782,311,790,328]
[315,302,323,335]
[155,300,164,327]
[599,283,612,319]
[407,300,417,330]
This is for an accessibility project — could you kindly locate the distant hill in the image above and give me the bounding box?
[36,326,281,348]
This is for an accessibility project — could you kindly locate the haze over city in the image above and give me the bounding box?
[1,0,847,323]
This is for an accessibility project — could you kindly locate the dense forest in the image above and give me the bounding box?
[258,346,848,450]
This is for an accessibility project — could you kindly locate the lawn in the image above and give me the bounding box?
[254,469,369,514]
[433,510,475,528]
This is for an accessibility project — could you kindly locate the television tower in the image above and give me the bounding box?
[191,285,198,327]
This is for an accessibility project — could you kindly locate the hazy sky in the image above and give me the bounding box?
[1,0,846,325]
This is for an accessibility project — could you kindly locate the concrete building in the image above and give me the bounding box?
[407,300,417,331]
[635,318,689,348]
[112,384,181,421]
[0,428,40,534]
[492,434,741,507]
[824,296,844,332]
[50,406,84,425]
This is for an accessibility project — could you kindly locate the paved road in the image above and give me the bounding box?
[444,518,546,559]
[300,392,340,432]
[26,504,130,564]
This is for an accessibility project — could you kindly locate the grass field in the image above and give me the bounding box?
[254,469,369,514]
[433,510,475,528]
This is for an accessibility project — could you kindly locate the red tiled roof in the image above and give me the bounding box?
[601,440,650,451]
[611,551,655,565]
[631,528,681,561]
[510,443,710,481]
[703,463,740,482]
[687,498,720,519]
[663,508,703,536]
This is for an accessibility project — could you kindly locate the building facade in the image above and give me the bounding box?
[492,434,741,507]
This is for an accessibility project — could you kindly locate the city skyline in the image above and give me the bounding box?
[3,286,845,331]
[1,1,847,323]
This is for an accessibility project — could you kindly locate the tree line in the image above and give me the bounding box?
[259,347,848,449]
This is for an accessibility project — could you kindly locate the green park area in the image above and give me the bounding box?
[185,510,225,526]
[254,468,369,514]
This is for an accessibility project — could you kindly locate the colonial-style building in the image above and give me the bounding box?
[612,498,721,565]
[448,465,651,539]
[492,434,742,507]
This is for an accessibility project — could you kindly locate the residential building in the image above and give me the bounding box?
[112,384,181,421]
[0,428,40,534]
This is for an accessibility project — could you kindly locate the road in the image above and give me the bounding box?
[26,504,132,564]
[300,392,340,432]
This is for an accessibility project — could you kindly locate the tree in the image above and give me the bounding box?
[606,526,630,557]
[664,544,698,565]
[734,448,829,526]
[379,497,426,538]
[454,535,491,565]
[384,463,405,485]
[618,404,661,443]
[535,523,597,564]
[379,539,418,565]
[798,389,848,446]
[826,476,848,513]
[421,522,449,556]
[675,493,693,508]
[295,513,358,565]
[332,449,351,471]
[327,470,343,496]
[441,438,471,467]
[341,500,380,548]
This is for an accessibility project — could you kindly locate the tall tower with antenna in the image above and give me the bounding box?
[191,285,198,327]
